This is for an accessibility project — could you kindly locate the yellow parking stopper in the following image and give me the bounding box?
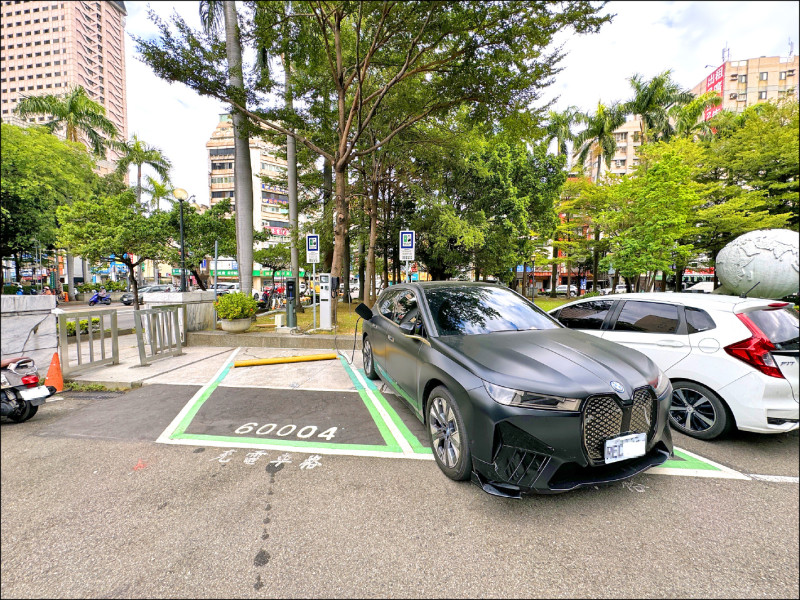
[233,353,338,368]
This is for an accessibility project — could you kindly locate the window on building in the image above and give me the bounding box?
[758,91,767,100]
[780,71,787,80]
[759,71,768,81]
[739,74,747,84]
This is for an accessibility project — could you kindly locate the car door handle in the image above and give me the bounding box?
[387,335,394,343]
[657,340,684,348]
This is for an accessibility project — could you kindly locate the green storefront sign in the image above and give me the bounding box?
[171,269,306,277]
[202,269,305,277]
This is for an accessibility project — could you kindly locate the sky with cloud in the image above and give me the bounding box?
[123,1,799,206]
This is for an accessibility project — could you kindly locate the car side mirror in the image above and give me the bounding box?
[399,322,415,335]
[355,303,373,321]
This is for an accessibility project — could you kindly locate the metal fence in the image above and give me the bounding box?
[57,309,119,376]
[133,304,185,367]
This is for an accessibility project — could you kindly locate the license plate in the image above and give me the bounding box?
[19,386,50,401]
[604,432,646,464]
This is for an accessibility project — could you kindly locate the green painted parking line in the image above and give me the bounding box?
[662,448,721,471]
[337,356,431,455]
[357,367,431,455]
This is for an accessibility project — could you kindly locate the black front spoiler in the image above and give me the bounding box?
[471,446,672,498]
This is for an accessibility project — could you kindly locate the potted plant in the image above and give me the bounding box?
[214,292,258,333]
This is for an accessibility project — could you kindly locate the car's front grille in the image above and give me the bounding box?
[629,387,657,441]
[582,395,623,463]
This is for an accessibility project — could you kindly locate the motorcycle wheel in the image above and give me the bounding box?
[3,390,37,423]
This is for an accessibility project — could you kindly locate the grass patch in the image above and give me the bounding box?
[532,296,571,312]
[254,300,364,335]
[63,381,117,392]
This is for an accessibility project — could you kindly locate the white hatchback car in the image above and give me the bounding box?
[549,293,799,439]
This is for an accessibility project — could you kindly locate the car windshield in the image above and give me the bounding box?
[423,285,560,336]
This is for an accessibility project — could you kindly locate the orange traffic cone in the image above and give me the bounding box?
[45,352,64,392]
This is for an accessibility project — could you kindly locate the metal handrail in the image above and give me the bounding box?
[133,304,185,367]
[57,309,119,376]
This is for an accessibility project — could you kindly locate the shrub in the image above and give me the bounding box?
[65,317,101,336]
[581,291,600,299]
[214,291,258,320]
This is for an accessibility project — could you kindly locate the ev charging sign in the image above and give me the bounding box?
[400,230,415,261]
[306,234,320,264]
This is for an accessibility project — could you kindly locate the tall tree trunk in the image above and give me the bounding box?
[329,162,350,326]
[81,258,90,285]
[357,237,365,302]
[285,41,301,314]
[592,227,600,292]
[343,232,351,303]
[322,158,334,273]
[366,163,379,306]
[224,0,254,296]
[66,251,76,301]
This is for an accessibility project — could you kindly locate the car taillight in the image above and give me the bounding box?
[724,313,784,379]
[21,374,40,388]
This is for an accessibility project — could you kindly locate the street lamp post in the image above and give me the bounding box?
[173,188,194,292]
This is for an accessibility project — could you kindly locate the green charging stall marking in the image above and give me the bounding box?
[167,353,403,453]
[662,448,723,471]
[337,357,432,455]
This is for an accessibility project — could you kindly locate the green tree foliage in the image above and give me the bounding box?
[253,242,292,291]
[14,86,118,157]
[703,99,799,229]
[574,102,626,181]
[56,186,174,310]
[624,70,693,144]
[599,140,704,290]
[0,124,95,283]
[114,134,172,206]
[135,0,611,321]
[165,198,240,290]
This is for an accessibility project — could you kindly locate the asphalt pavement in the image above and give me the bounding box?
[1,334,798,598]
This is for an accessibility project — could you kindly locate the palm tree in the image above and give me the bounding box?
[544,106,585,162]
[15,85,119,300]
[114,134,171,206]
[573,102,626,182]
[670,91,722,139]
[200,0,255,297]
[142,175,175,212]
[625,70,694,144]
[15,85,118,157]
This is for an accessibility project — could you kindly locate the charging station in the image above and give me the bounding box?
[319,273,332,329]
[285,280,296,328]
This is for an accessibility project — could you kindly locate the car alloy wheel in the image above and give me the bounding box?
[668,381,731,440]
[362,336,378,380]
[427,386,471,481]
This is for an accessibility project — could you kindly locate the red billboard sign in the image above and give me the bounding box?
[704,64,725,121]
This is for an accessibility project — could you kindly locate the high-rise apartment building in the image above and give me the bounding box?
[0,0,128,166]
[692,54,798,119]
[206,114,295,247]
[574,53,799,182]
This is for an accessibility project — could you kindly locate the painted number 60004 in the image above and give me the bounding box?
[234,422,337,441]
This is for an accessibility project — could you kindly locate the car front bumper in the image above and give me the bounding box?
[465,385,674,496]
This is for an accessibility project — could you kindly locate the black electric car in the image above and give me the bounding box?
[357,282,673,497]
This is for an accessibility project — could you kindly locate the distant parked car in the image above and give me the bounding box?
[600,284,629,295]
[549,293,799,439]
[555,284,578,297]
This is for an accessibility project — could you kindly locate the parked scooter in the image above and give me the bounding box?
[88,289,112,306]
[1,357,56,423]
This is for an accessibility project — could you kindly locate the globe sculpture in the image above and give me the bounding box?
[716,229,799,298]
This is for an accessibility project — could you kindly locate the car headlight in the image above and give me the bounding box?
[483,381,582,411]
[649,370,671,396]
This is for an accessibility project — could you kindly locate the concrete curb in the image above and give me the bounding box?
[187,330,363,350]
